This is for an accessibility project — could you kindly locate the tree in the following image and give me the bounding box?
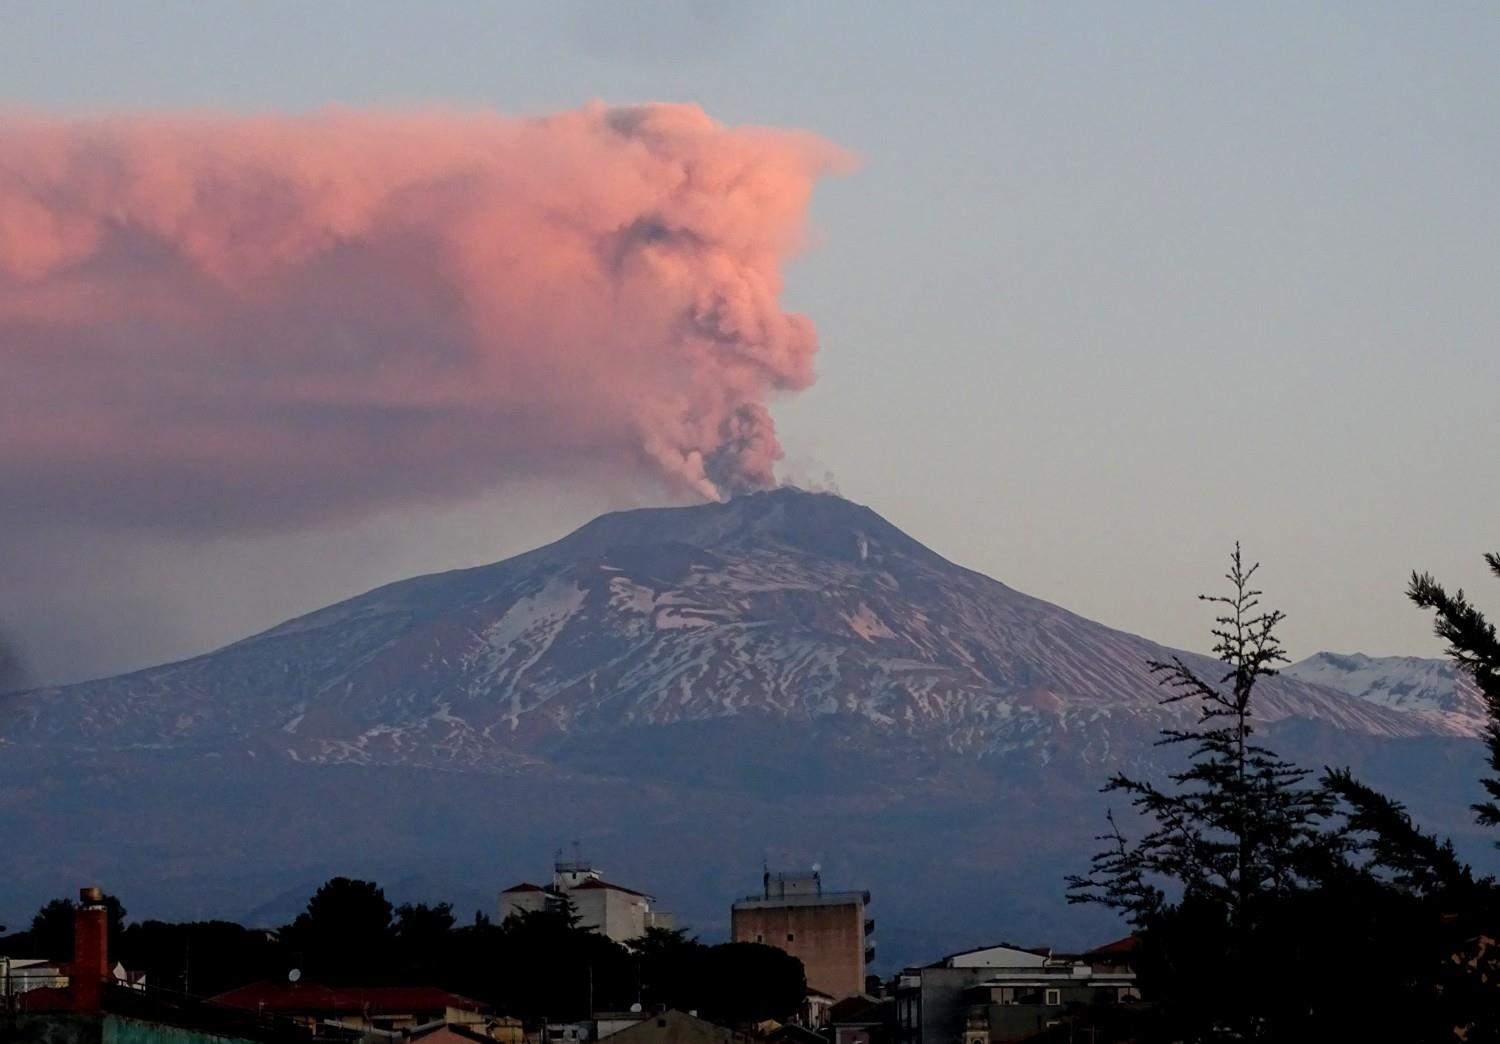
[1308,768,1500,1041]
[1359,553,1500,1039]
[25,899,79,962]
[1067,547,1340,1040]
[1068,547,1333,927]
[396,901,455,942]
[394,901,455,982]
[116,919,286,998]
[628,927,707,1013]
[1409,554,1500,838]
[1066,546,1500,1040]
[623,929,806,1025]
[492,906,633,1020]
[7,894,129,963]
[695,942,806,1025]
[281,877,394,984]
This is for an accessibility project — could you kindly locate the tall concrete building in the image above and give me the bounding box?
[500,859,673,945]
[731,870,873,1000]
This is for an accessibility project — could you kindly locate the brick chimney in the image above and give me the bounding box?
[70,886,109,1012]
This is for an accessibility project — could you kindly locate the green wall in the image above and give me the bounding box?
[104,1014,264,1044]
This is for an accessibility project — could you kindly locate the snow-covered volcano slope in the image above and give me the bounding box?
[2,489,1475,767]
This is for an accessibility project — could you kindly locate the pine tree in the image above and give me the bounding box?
[1409,553,1500,837]
[1067,546,1333,928]
[1402,553,1500,1039]
[1067,546,1338,1040]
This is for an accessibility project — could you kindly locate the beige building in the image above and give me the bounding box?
[499,859,673,945]
[730,870,873,1000]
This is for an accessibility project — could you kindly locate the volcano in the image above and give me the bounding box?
[0,489,1490,962]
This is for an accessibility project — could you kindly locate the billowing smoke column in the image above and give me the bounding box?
[0,104,849,531]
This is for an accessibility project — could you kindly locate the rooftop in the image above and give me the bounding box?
[1078,934,1139,960]
[573,878,653,899]
[210,981,487,1015]
[931,942,1051,969]
[732,890,869,911]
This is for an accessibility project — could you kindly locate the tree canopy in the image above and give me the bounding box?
[1068,546,1500,1041]
[279,876,395,984]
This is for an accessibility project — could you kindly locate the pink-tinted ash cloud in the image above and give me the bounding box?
[0,104,850,532]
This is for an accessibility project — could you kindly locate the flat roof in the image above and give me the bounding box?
[732,890,869,910]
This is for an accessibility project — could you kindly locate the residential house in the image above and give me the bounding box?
[895,940,1138,1044]
[1,958,69,996]
[828,995,893,1044]
[802,988,835,1029]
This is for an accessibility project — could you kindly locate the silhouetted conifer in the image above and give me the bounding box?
[1067,546,1334,930]
[1409,554,1500,836]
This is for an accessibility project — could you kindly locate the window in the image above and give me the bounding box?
[1044,989,1061,1007]
[787,932,796,942]
[756,933,763,942]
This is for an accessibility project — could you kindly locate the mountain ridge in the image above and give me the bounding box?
[0,489,1480,764]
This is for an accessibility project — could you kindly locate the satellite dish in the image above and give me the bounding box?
[630,1003,643,1014]
[288,968,302,983]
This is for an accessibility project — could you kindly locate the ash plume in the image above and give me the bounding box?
[0,104,850,532]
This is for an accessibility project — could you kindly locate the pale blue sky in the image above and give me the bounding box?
[4,2,1499,683]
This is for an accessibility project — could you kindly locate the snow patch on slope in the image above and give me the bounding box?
[1285,652,1487,738]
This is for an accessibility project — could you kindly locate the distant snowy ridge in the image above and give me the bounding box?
[1285,651,1488,738]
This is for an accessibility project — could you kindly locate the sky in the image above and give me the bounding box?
[2,1,1498,687]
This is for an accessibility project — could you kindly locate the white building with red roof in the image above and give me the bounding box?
[499,859,673,944]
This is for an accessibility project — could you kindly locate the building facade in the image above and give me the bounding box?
[499,860,673,945]
[895,941,1137,1044]
[730,871,873,1000]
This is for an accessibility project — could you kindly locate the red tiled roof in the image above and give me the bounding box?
[210,981,486,1015]
[572,879,652,899]
[13,985,74,1012]
[1083,934,1139,958]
